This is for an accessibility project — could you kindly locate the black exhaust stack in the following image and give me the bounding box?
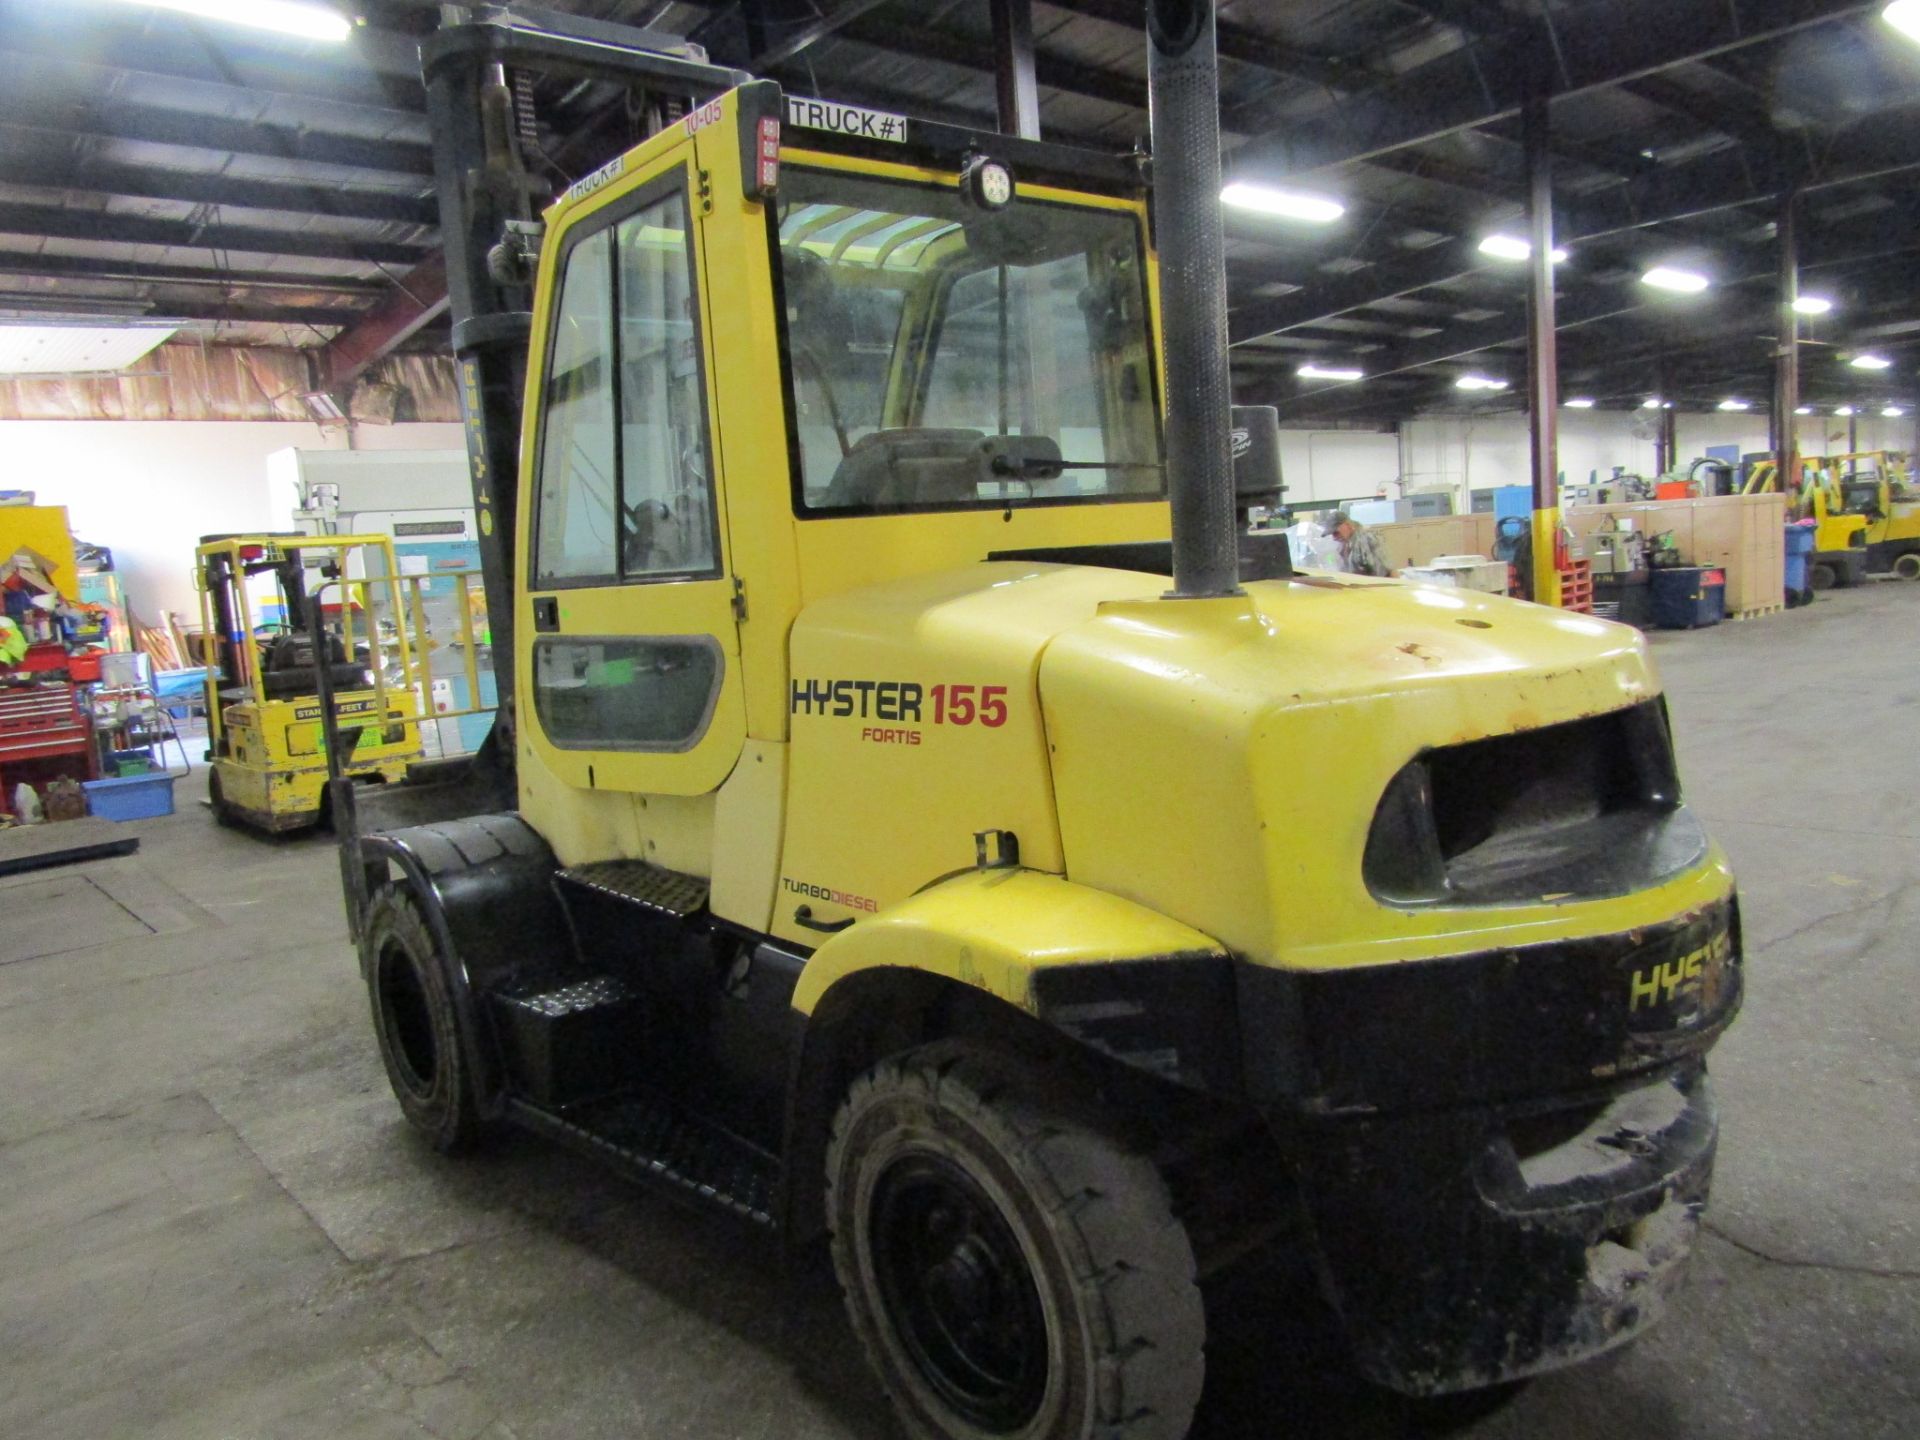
[1148,0,1242,599]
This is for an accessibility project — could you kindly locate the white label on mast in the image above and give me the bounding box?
[785,96,909,143]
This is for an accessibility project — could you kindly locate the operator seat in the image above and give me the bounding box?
[258,632,375,701]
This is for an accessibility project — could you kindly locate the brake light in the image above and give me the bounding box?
[756,114,780,193]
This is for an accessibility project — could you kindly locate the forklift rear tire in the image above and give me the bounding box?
[1895,554,1920,581]
[363,886,490,1154]
[1810,562,1838,591]
[827,1041,1204,1440]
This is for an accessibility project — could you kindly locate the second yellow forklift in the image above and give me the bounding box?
[196,533,423,832]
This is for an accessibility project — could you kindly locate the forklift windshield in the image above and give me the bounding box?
[775,167,1163,514]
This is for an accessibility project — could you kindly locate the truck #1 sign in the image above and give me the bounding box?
[791,678,1009,745]
[785,96,909,143]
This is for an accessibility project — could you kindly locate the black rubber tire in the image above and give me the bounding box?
[827,1041,1204,1440]
[1810,562,1838,591]
[1895,553,1920,581]
[362,885,490,1153]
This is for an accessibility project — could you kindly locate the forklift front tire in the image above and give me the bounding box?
[827,1041,1205,1440]
[1895,553,1920,581]
[363,885,490,1154]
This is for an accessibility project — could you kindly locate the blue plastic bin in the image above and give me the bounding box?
[82,771,177,821]
[1784,522,1816,600]
[1650,566,1726,629]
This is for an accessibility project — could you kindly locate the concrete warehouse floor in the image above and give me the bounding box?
[3,585,1916,1440]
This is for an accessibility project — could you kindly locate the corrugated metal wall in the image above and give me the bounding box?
[0,342,459,423]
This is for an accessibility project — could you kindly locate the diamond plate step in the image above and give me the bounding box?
[556,859,710,918]
[508,1091,778,1227]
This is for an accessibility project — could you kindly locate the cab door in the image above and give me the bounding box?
[519,136,745,799]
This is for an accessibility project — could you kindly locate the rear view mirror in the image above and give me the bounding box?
[1231,406,1283,505]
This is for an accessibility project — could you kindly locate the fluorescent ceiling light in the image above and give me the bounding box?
[1642,397,1665,409]
[1642,265,1711,294]
[1478,234,1568,264]
[1836,405,1857,416]
[1793,296,1834,316]
[1885,406,1908,418]
[1795,405,1815,414]
[105,0,351,42]
[1221,182,1345,224]
[1885,0,1920,44]
[1297,362,1364,381]
[0,323,177,376]
[1455,374,1509,392]
[1717,399,1752,411]
[1564,397,1596,408]
[1851,354,1893,370]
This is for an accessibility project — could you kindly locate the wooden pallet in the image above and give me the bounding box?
[1557,560,1595,614]
[1728,603,1784,622]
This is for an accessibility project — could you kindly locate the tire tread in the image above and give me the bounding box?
[827,1040,1204,1440]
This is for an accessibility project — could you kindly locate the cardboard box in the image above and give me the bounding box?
[1564,494,1784,615]
[1370,513,1499,571]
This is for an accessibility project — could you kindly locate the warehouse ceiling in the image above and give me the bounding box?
[0,0,1915,420]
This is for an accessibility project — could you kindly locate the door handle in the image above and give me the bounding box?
[532,596,560,632]
[793,905,855,934]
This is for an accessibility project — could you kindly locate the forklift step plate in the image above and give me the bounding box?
[507,1091,778,1226]
[556,859,710,918]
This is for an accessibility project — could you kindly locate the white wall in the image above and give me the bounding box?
[1278,428,1400,503]
[1398,408,1919,513]
[1400,411,1663,506]
[0,421,465,622]
[1650,410,1916,466]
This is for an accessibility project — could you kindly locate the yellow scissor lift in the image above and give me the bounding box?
[195,533,491,833]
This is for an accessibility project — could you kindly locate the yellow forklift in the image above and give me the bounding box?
[328,9,1741,1435]
[196,533,423,832]
[1828,451,1920,578]
[1744,457,1867,588]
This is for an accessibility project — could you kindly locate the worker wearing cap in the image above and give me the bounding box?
[1328,510,1390,577]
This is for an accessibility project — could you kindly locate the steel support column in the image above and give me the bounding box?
[991,0,1042,139]
[1772,184,1802,486]
[1524,89,1561,606]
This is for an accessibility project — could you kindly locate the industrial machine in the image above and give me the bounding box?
[197,533,425,831]
[1744,458,1867,588]
[1828,451,1920,578]
[329,8,1741,1436]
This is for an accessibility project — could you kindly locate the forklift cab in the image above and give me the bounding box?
[513,89,1173,871]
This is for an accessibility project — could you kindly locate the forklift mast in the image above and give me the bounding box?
[420,5,751,740]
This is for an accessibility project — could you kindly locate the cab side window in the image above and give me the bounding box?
[534,228,617,582]
[616,195,716,578]
[533,185,716,586]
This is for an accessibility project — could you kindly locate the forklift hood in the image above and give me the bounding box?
[1034,567,1727,971]
[789,557,1730,979]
